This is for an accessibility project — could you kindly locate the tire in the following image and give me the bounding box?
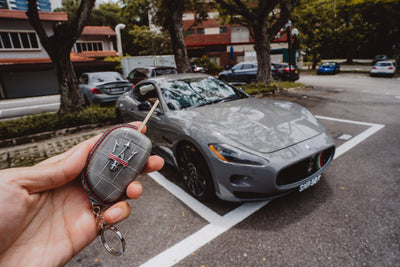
[176,143,215,201]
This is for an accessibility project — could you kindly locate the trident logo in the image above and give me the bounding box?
[108,140,138,171]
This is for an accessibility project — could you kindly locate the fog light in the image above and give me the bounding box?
[230,175,252,186]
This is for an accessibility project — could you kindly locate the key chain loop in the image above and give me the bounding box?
[100,225,126,256]
[93,205,126,256]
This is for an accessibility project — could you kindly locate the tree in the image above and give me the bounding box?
[150,0,192,73]
[293,0,400,64]
[292,0,335,69]
[27,0,96,114]
[215,0,300,84]
[129,25,173,55]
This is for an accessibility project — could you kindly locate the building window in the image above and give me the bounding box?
[75,42,104,52]
[220,27,227,34]
[0,31,40,50]
[186,28,195,35]
[197,28,204,35]
[231,27,250,43]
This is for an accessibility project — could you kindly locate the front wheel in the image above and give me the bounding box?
[177,143,215,202]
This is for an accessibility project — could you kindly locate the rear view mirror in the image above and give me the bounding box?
[134,84,157,102]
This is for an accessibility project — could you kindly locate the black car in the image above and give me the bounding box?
[126,66,177,86]
[272,63,300,81]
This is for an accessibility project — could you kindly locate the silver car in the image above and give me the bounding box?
[116,74,335,202]
[79,71,132,105]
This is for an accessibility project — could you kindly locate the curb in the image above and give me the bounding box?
[0,123,113,148]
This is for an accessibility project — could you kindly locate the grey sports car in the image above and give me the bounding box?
[116,73,335,202]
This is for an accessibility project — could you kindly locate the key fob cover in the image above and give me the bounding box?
[81,124,152,207]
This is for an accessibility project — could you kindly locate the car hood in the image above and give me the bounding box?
[172,98,324,153]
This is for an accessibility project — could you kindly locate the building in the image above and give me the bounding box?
[0,9,118,99]
[182,9,296,68]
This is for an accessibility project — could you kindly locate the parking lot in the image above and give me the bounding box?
[1,73,398,266]
[64,74,400,266]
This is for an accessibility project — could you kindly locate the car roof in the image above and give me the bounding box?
[133,66,176,70]
[375,60,393,64]
[138,73,211,83]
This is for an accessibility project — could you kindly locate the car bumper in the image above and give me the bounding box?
[91,94,124,104]
[207,133,335,202]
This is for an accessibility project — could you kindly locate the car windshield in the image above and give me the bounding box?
[154,68,177,76]
[321,63,335,67]
[92,73,125,83]
[375,62,392,67]
[160,77,247,110]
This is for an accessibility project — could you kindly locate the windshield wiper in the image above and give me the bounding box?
[193,96,236,108]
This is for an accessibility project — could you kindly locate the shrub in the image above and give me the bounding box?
[0,106,117,140]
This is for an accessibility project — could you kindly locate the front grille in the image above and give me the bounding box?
[276,147,335,186]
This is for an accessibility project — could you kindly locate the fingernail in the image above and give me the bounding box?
[107,207,122,221]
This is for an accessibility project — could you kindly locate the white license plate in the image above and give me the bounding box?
[299,175,321,192]
[111,87,124,93]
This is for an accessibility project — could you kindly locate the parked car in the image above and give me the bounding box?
[126,66,177,85]
[190,63,208,73]
[272,63,300,81]
[78,71,132,105]
[218,61,257,83]
[370,61,396,77]
[317,62,340,75]
[116,73,335,202]
[372,54,388,65]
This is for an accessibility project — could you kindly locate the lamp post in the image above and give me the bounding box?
[115,24,126,56]
[285,21,292,72]
[285,21,299,73]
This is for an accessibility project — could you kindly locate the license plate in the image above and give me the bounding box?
[299,175,321,192]
[111,87,124,92]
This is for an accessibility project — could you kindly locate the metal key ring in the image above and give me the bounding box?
[100,225,126,256]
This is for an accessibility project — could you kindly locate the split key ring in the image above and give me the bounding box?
[100,224,126,256]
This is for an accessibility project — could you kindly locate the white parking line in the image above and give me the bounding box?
[148,172,221,223]
[143,116,385,266]
[316,116,385,159]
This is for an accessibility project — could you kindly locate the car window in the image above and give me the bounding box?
[134,70,149,78]
[79,74,88,84]
[91,72,125,84]
[160,77,247,110]
[376,62,392,67]
[153,68,177,76]
[231,64,242,71]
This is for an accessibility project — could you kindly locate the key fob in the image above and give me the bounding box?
[81,124,152,207]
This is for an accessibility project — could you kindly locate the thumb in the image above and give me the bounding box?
[12,138,94,194]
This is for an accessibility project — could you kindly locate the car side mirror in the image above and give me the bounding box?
[138,101,152,111]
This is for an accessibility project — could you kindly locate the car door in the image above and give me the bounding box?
[130,82,178,164]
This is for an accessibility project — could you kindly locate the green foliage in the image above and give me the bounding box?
[292,0,400,62]
[0,106,117,140]
[128,25,173,55]
[241,81,303,95]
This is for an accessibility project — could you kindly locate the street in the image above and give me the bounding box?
[0,94,59,119]
[60,73,399,266]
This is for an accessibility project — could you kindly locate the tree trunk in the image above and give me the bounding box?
[253,24,273,84]
[55,54,82,114]
[168,10,191,73]
[26,0,95,114]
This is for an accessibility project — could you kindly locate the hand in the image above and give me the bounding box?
[0,122,164,266]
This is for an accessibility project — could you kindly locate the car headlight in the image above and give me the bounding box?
[209,143,268,166]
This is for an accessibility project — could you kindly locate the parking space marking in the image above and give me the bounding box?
[316,116,385,159]
[143,116,385,267]
[140,200,268,267]
[149,172,221,223]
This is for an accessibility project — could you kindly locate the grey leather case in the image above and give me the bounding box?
[81,124,152,207]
